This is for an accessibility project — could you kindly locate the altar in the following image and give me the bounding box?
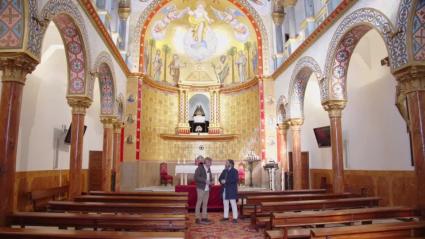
[175,164,225,185]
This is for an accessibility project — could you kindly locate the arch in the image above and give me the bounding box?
[93,52,117,116]
[276,95,287,124]
[323,8,398,101]
[131,0,269,75]
[287,56,323,119]
[27,0,91,97]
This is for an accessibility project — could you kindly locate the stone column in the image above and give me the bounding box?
[395,66,425,219]
[118,0,131,51]
[100,116,116,191]
[277,122,289,190]
[112,122,123,191]
[288,118,303,190]
[304,0,316,36]
[67,97,92,199]
[0,55,37,226]
[284,0,297,40]
[272,12,285,54]
[323,100,346,194]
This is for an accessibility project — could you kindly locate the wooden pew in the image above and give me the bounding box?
[254,197,380,230]
[29,186,69,211]
[310,221,425,238]
[9,212,187,232]
[48,201,188,214]
[241,193,355,218]
[74,195,188,204]
[0,227,186,239]
[88,191,188,197]
[265,207,419,239]
[238,189,327,218]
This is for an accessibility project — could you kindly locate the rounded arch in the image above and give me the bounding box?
[189,93,210,121]
[132,0,269,75]
[323,8,397,102]
[287,56,323,119]
[276,95,287,124]
[27,0,91,97]
[92,52,117,116]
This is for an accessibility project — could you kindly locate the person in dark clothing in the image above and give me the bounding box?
[219,159,239,223]
[194,157,213,224]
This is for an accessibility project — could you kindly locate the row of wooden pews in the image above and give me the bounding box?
[238,189,425,238]
[0,190,189,239]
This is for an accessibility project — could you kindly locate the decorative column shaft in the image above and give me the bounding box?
[284,0,297,39]
[277,122,289,190]
[67,97,92,199]
[323,100,346,194]
[209,89,221,134]
[101,116,116,192]
[304,0,316,36]
[112,122,123,192]
[177,89,190,134]
[288,118,303,190]
[0,56,37,226]
[395,66,425,219]
[118,1,131,51]
[272,12,285,54]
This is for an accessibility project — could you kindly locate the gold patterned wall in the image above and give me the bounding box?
[133,83,260,162]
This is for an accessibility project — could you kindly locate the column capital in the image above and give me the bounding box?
[394,65,425,93]
[113,121,125,133]
[272,12,285,25]
[67,96,92,115]
[287,118,304,128]
[100,116,117,128]
[0,54,38,85]
[322,100,346,118]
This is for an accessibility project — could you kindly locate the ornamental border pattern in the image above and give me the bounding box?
[394,0,412,70]
[323,8,398,101]
[27,0,91,95]
[93,51,117,115]
[0,0,24,49]
[287,56,322,119]
[131,0,269,75]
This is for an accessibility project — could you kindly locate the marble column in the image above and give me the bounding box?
[395,66,425,219]
[67,97,92,199]
[272,12,285,54]
[0,55,37,226]
[112,122,123,191]
[288,118,303,190]
[323,100,346,194]
[284,0,297,40]
[277,122,289,190]
[101,116,116,192]
[118,0,131,51]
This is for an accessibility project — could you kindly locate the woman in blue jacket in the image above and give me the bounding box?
[219,159,239,223]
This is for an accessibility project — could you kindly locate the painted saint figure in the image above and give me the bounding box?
[169,54,183,84]
[212,55,230,84]
[187,4,213,48]
[236,51,247,82]
[153,50,162,81]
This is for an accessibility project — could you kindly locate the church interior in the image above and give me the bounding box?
[0,0,425,238]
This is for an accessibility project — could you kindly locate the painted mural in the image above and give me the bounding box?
[142,0,259,86]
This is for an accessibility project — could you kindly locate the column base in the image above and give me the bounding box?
[208,127,222,134]
[176,127,191,135]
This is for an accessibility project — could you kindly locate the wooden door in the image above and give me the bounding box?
[288,152,310,189]
[89,151,103,191]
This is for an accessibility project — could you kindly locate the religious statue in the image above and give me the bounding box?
[193,105,206,123]
[169,54,183,84]
[187,3,213,48]
[212,55,230,84]
[153,49,162,81]
[236,50,247,82]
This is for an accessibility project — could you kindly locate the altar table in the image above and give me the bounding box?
[175,185,223,210]
[175,165,225,185]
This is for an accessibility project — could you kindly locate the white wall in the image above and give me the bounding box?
[16,23,103,172]
[342,30,412,171]
[301,74,331,169]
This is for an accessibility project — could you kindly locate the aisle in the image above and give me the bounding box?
[187,212,263,239]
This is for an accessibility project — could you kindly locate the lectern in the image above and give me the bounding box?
[263,162,279,191]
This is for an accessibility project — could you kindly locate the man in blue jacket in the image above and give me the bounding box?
[219,159,239,223]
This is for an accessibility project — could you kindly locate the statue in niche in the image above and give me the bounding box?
[236,50,247,82]
[126,135,133,144]
[127,114,134,124]
[153,49,162,81]
[193,105,206,123]
[212,55,229,84]
[169,54,183,84]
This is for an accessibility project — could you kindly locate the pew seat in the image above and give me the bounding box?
[310,221,425,238]
[0,227,186,239]
[74,195,187,204]
[9,212,187,232]
[29,186,69,211]
[88,191,188,197]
